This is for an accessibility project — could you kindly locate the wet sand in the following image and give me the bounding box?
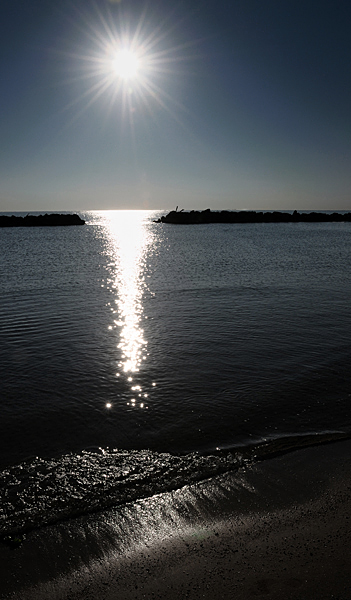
[1,440,351,600]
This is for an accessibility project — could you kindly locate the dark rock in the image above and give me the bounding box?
[0,214,85,227]
[157,210,351,225]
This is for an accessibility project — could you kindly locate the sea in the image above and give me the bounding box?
[1,209,351,538]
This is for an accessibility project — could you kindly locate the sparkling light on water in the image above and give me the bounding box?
[104,211,151,376]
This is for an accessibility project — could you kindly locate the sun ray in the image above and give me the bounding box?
[65,79,114,127]
[54,1,203,141]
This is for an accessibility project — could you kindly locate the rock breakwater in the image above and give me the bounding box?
[0,213,85,227]
[156,209,351,225]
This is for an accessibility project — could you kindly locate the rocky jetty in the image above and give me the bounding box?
[0,213,85,227]
[155,209,351,225]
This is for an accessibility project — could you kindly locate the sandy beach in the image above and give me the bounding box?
[1,439,351,600]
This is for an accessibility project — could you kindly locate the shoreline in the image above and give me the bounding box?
[1,439,351,599]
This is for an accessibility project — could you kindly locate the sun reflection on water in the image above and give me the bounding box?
[102,210,154,406]
[105,211,149,370]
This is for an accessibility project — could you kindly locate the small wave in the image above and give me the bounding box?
[0,430,348,539]
[0,448,248,538]
[242,430,349,461]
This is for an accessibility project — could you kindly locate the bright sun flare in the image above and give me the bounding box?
[65,5,198,127]
[113,49,140,80]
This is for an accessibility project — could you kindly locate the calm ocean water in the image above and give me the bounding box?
[1,210,351,536]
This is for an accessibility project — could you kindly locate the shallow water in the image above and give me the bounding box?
[1,210,351,534]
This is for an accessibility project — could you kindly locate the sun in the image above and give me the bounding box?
[63,4,199,128]
[113,49,140,80]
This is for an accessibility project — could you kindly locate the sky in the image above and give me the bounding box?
[1,0,351,212]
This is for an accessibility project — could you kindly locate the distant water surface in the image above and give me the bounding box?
[1,210,351,535]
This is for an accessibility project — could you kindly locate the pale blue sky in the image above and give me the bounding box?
[1,0,351,211]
